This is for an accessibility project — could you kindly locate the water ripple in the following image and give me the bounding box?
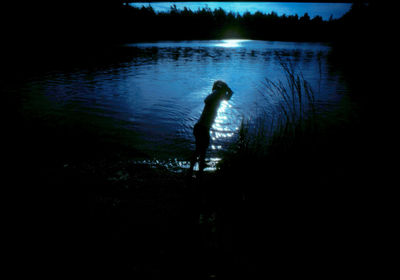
[18,40,347,161]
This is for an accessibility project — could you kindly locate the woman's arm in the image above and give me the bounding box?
[225,87,233,100]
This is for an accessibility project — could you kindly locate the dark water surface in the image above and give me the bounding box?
[12,40,349,170]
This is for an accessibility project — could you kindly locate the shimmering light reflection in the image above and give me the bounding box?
[204,158,221,171]
[210,100,237,147]
[215,39,249,48]
[132,157,221,172]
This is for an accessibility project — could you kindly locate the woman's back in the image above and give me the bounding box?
[197,92,225,129]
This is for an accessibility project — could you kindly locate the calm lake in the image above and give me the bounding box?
[17,40,349,170]
[129,2,352,20]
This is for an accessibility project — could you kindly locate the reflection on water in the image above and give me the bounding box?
[133,157,221,173]
[18,40,348,171]
[216,39,250,48]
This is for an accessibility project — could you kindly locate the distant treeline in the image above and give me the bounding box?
[5,1,377,50]
[114,5,338,42]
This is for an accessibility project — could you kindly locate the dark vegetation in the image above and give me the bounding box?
[6,1,347,54]
[214,2,390,278]
[4,1,390,278]
[3,1,358,77]
[116,4,334,42]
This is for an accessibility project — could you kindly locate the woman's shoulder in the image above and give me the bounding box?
[205,91,225,103]
[204,92,216,103]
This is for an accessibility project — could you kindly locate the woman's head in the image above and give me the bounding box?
[212,80,232,94]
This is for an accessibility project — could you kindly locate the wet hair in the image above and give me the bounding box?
[212,80,228,92]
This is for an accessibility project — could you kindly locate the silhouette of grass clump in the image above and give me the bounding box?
[218,60,322,180]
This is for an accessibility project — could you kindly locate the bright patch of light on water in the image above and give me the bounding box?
[211,100,238,145]
[132,157,221,172]
[215,39,249,48]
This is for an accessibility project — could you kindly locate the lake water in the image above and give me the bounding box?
[129,2,352,20]
[17,40,349,170]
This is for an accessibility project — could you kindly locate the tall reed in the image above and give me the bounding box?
[260,60,319,154]
[218,59,321,171]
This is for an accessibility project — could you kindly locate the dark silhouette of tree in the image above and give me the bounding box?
[8,1,369,49]
[300,12,311,22]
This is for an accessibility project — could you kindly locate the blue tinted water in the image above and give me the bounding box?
[20,40,349,169]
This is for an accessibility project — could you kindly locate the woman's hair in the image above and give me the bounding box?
[212,80,228,92]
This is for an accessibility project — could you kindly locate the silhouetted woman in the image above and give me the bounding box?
[188,80,233,179]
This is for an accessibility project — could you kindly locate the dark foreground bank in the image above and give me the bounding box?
[11,153,375,278]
